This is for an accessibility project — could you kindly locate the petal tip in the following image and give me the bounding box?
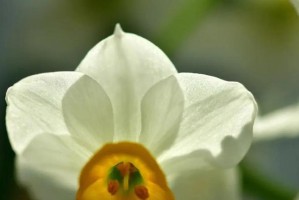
[5,87,12,103]
[114,23,124,38]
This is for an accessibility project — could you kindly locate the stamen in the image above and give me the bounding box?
[134,185,149,199]
[107,180,119,195]
[116,162,130,177]
[77,142,174,200]
[129,163,137,173]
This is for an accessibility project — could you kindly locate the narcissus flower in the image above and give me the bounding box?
[6,25,257,200]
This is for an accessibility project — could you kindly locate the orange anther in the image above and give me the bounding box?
[129,163,137,173]
[134,185,149,199]
[116,162,130,177]
[107,180,119,195]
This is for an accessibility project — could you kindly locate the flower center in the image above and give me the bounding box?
[76,142,174,200]
[107,161,146,197]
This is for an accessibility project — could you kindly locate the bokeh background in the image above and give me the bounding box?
[1,0,299,199]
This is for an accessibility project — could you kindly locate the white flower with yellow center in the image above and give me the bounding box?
[6,25,257,200]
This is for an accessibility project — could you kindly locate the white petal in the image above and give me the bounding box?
[169,168,240,200]
[6,72,86,154]
[139,75,184,156]
[76,24,177,141]
[254,102,299,141]
[159,73,257,169]
[17,134,91,200]
[17,158,76,200]
[62,75,114,151]
[160,150,214,176]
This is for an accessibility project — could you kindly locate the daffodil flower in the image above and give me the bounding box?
[6,25,257,200]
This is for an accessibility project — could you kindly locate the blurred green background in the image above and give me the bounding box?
[1,0,299,199]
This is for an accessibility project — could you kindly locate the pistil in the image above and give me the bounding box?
[108,161,148,197]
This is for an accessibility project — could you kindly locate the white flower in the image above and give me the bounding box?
[254,101,299,141]
[6,24,257,200]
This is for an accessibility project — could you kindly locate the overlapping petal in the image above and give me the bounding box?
[6,72,86,154]
[76,25,177,141]
[62,75,114,151]
[20,134,90,184]
[139,75,184,156]
[158,73,257,170]
[17,134,92,200]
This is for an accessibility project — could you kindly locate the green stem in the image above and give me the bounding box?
[155,0,221,55]
[240,162,297,200]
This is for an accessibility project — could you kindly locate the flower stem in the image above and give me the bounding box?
[240,162,297,200]
[155,0,221,55]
